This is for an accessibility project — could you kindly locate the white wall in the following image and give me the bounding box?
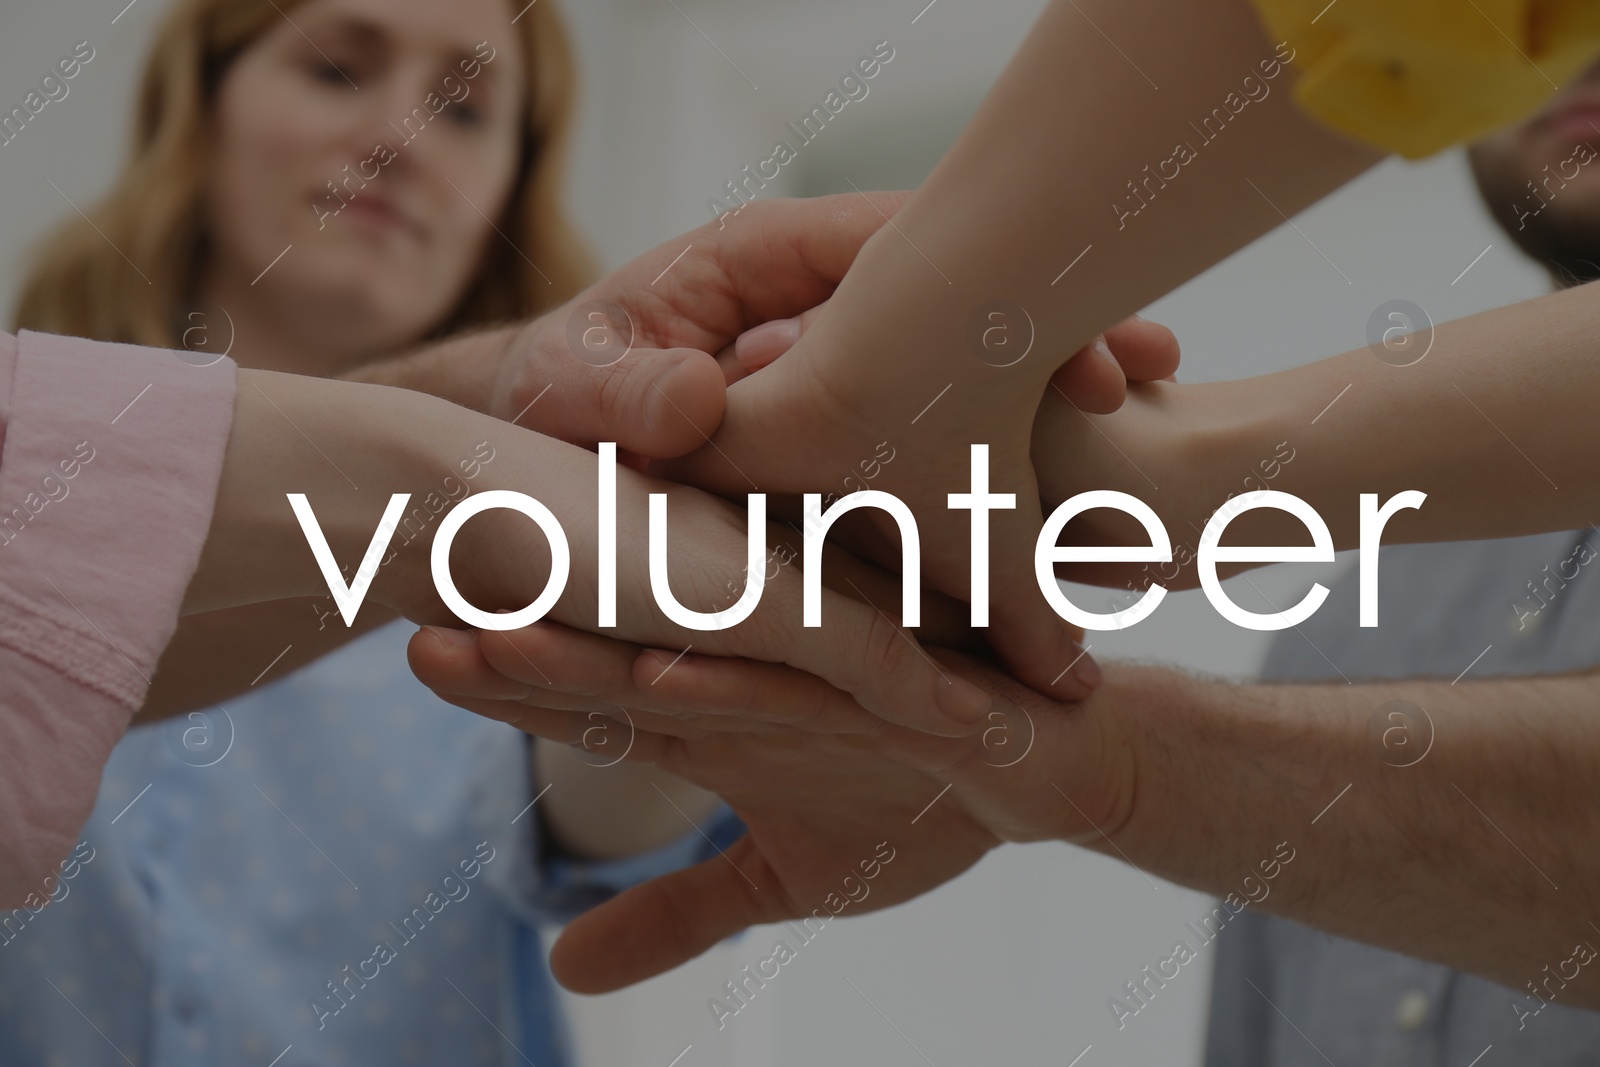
[0,0,1553,1065]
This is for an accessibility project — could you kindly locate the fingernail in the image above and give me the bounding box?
[1093,335,1114,360]
[1071,648,1104,690]
[735,319,799,369]
[425,625,475,648]
[935,673,992,724]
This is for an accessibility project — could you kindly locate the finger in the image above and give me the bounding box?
[762,582,993,737]
[422,619,783,733]
[1103,316,1181,382]
[712,193,911,324]
[794,526,982,655]
[633,650,887,734]
[472,623,645,701]
[407,626,541,700]
[985,501,1102,702]
[407,626,621,712]
[1046,317,1181,411]
[503,344,725,459]
[733,302,827,373]
[1050,338,1127,414]
[712,339,747,387]
[733,318,799,373]
[551,837,777,993]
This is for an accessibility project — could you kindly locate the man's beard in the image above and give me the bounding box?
[1469,147,1600,287]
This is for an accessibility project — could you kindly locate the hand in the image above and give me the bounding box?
[208,362,989,734]
[409,621,1144,993]
[739,306,1192,604]
[734,307,1180,413]
[364,399,999,736]
[659,282,1179,701]
[1030,375,1270,593]
[486,192,917,461]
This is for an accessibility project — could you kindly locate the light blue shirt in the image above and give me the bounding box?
[0,621,740,1067]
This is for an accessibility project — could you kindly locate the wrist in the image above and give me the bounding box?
[1031,378,1295,551]
[342,326,516,415]
[1100,667,1359,896]
[186,370,461,614]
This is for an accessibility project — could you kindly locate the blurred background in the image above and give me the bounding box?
[0,0,1552,1064]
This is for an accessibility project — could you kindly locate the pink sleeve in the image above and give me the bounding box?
[0,330,235,907]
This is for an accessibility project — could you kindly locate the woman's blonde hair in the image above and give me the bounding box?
[12,0,593,347]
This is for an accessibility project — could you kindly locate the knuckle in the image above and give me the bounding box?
[799,687,834,730]
[590,357,645,431]
[860,609,907,683]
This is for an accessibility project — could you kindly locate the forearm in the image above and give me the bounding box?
[137,600,393,724]
[1102,664,1600,1005]
[183,369,463,617]
[1037,280,1600,565]
[534,741,719,861]
[812,0,1377,395]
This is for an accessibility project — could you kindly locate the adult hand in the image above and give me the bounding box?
[355,395,996,736]
[485,192,917,461]
[409,623,1143,993]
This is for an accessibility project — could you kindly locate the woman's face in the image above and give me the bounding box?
[206,0,526,355]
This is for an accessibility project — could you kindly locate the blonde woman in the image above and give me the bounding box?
[0,0,797,1061]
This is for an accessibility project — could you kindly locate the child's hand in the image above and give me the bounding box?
[657,284,1179,703]
[734,308,1179,409]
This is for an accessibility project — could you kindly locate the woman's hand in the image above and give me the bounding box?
[353,395,996,735]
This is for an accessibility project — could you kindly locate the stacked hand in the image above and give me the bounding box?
[376,193,1182,992]
[440,191,1178,723]
[642,214,1178,702]
[410,625,1146,993]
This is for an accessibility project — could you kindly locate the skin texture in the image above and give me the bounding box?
[192,372,1009,735]
[155,6,1183,864]
[402,0,1600,1010]
[414,627,1600,1013]
[729,146,1600,602]
[150,192,1180,724]
[647,0,1378,705]
[1026,277,1600,593]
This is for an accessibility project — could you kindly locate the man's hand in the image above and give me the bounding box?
[409,622,1143,992]
[486,193,923,459]
[346,193,918,461]
[363,400,999,736]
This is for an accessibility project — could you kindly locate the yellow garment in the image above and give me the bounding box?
[1249,0,1600,157]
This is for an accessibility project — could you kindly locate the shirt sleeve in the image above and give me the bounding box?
[0,330,236,908]
[463,730,750,927]
[531,804,746,924]
[1249,0,1600,158]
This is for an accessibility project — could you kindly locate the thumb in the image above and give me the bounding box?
[497,344,725,459]
[551,836,774,994]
